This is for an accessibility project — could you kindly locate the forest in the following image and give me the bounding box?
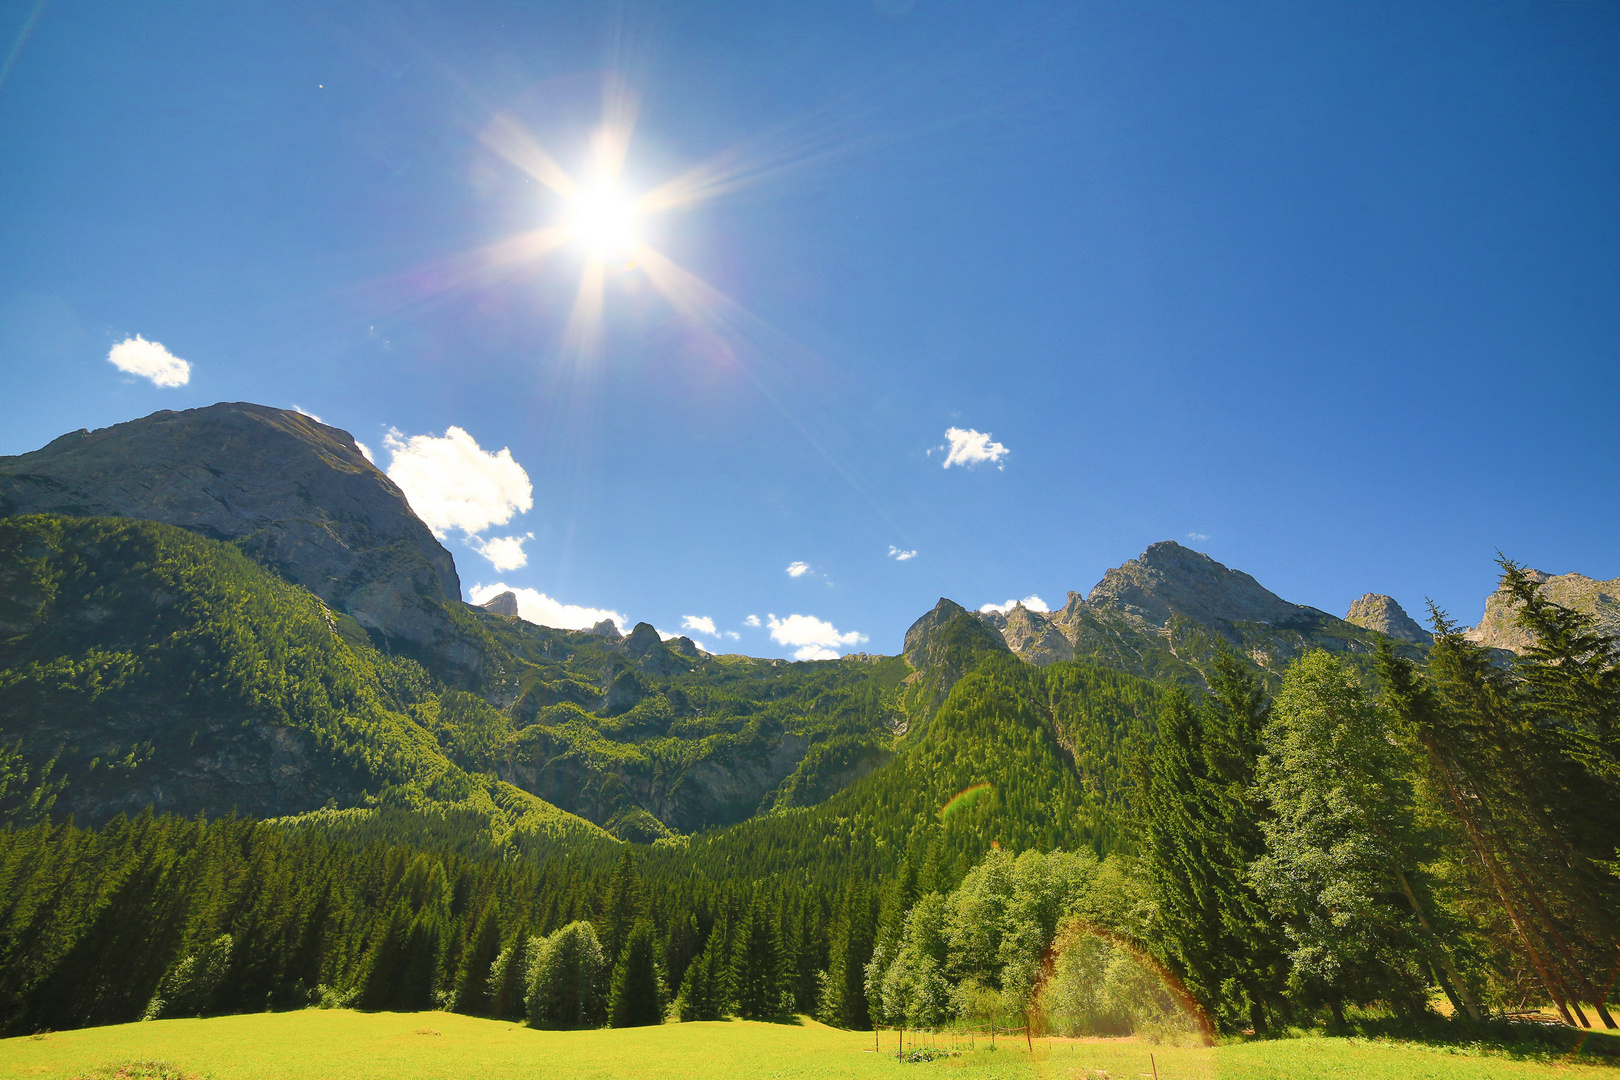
[0,552,1616,1043]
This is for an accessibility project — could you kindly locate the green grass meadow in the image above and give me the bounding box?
[1,1010,1617,1080]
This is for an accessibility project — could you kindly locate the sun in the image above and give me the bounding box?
[564,180,639,257]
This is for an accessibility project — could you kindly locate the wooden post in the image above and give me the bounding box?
[1151,1052,1158,1080]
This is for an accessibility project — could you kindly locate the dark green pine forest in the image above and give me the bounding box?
[1,507,1618,1040]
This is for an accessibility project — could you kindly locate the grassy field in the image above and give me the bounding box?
[1,1010,1617,1080]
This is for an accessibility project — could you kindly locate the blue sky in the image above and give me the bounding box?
[1,1,1616,658]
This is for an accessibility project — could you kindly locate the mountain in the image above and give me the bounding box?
[0,403,479,676]
[1345,593,1430,644]
[966,541,1426,684]
[1465,567,1620,654]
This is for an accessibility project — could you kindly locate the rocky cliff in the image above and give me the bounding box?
[1465,568,1620,654]
[1345,593,1430,644]
[938,541,1424,685]
[0,403,479,675]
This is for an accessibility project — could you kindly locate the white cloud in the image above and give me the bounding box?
[941,426,1009,470]
[724,630,740,640]
[293,405,323,423]
[107,334,189,387]
[1187,532,1209,541]
[786,561,811,578]
[744,614,761,627]
[767,612,867,660]
[383,426,533,539]
[472,533,532,572]
[888,546,917,561]
[469,582,624,632]
[980,595,1051,615]
[355,440,376,464]
[681,615,718,637]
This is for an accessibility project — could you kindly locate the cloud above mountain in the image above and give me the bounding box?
[107,334,190,387]
[980,594,1050,614]
[888,545,917,561]
[681,614,717,636]
[786,561,811,578]
[469,582,623,632]
[383,426,533,566]
[767,612,867,660]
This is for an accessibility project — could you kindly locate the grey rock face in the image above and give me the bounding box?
[479,590,521,617]
[1465,569,1620,654]
[1086,540,1313,629]
[950,540,1420,682]
[981,604,1075,666]
[1345,593,1430,644]
[0,403,474,672]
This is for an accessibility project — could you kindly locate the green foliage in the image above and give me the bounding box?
[1250,651,1432,1018]
[527,921,606,1029]
[607,919,664,1027]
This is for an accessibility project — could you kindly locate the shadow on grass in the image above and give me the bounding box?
[1232,1014,1620,1066]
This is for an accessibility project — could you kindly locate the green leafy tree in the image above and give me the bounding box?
[729,894,782,1019]
[527,921,605,1029]
[676,927,728,1021]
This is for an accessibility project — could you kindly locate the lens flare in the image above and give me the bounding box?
[939,782,993,820]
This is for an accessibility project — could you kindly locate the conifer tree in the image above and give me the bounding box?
[608,918,664,1027]
[601,848,641,965]
[453,903,501,1015]
[730,892,782,1019]
[676,926,728,1021]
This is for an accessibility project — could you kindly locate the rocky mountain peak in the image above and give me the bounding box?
[903,597,1010,677]
[478,591,521,618]
[1087,540,1312,629]
[1344,593,1429,644]
[0,402,473,673]
[623,622,663,658]
[1465,568,1620,654]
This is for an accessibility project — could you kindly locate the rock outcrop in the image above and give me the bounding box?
[479,590,521,618]
[0,403,477,674]
[1465,569,1620,654]
[949,540,1425,683]
[904,598,1011,673]
[1345,593,1429,644]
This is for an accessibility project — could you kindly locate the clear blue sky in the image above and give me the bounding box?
[1,1,1616,658]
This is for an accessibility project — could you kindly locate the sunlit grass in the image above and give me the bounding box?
[2,1010,1618,1080]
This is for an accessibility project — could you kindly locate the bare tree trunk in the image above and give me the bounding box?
[1395,869,1481,1021]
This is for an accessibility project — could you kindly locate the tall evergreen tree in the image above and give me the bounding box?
[818,878,874,1029]
[676,925,728,1021]
[730,893,783,1019]
[601,848,641,966]
[453,903,501,1015]
[608,918,664,1027]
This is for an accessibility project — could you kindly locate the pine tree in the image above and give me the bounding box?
[677,925,727,1021]
[453,903,501,1015]
[608,918,664,1027]
[818,878,874,1029]
[729,893,782,1019]
[601,848,641,966]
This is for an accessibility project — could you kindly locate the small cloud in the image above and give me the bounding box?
[681,615,718,637]
[888,546,918,561]
[744,614,761,627]
[1187,532,1209,541]
[107,334,190,387]
[472,533,532,572]
[384,426,533,539]
[292,405,323,423]
[469,582,624,632]
[940,426,1009,470]
[724,630,740,640]
[786,561,811,578]
[767,612,867,660]
[979,595,1050,615]
[355,440,376,464]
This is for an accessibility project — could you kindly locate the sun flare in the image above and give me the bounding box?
[565,181,639,257]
